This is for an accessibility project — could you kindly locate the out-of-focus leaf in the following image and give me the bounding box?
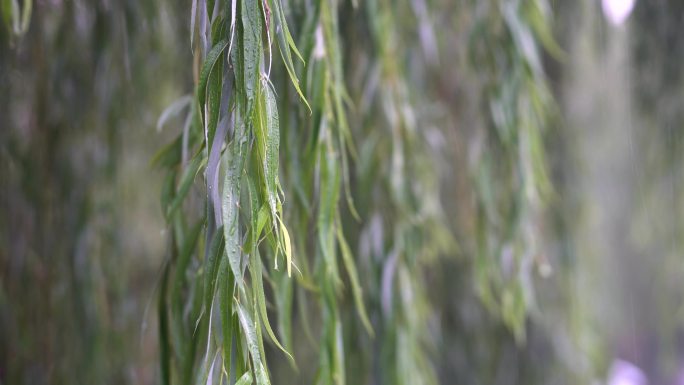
[336,223,373,335]
[151,136,182,169]
[169,220,203,364]
[251,246,293,361]
[19,0,30,34]
[166,153,206,219]
[191,0,197,45]
[159,262,171,385]
[161,170,177,216]
[157,95,192,132]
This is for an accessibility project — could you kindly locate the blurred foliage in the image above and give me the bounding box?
[1,0,31,40]
[3,0,684,385]
[466,0,557,341]
[0,1,189,383]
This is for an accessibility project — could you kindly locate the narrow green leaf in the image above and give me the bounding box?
[255,362,270,385]
[151,136,182,169]
[236,301,270,385]
[159,262,172,385]
[263,84,281,218]
[166,153,206,219]
[336,223,374,335]
[160,170,176,216]
[251,246,293,361]
[1,0,13,32]
[228,0,237,57]
[222,132,247,285]
[169,220,203,366]
[246,175,260,256]
[198,39,229,124]
[190,0,197,46]
[246,175,292,361]
[241,0,262,114]
[19,0,30,34]
[235,371,253,385]
[203,225,225,313]
[207,0,215,21]
[205,57,223,147]
[273,270,293,352]
[317,145,340,276]
[218,257,234,378]
[269,0,310,111]
[172,220,204,307]
[276,215,292,277]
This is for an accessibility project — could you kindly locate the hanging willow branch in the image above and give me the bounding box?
[468,0,559,342]
[154,0,375,383]
[155,0,304,383]
[155,0,557,383]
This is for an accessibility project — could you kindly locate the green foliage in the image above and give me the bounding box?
[156,1,317,383]
[468,0,556,342]
[8,0,684,384]
[156,0,559,383]
[1,0,31,39]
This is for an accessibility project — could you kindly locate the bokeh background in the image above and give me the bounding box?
[1,0,683,384]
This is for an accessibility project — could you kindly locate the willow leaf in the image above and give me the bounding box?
[246,175,260,254]
[199,349,220,385]
[241,0,262,114]
[230,8,244,111]
[160,170,176,216]
[228,0,237,57]
[218,257,234,377]
[333,320,345,385]
[236,302,270,385]
[166,153,206,219]
[205,55,223,147]
[191,0,197,46]
[207,0,215,21]
[172,220,204,307]
[183,277,204,385]
[249,90,275,265]
[157,95,192,132]
[151,136,182,169]
[251,245,293,361]
[159,262,171,385]
[317,145,340,275]
[273,270,294,352]
[18,0,29,33]
[169,220,203,366]
[276,215,292,277]
[263,84,281,214]
[269,0,310,111]
[203,225,225,312]
[198,39,229,124]
[222,134,247,285]
[255,363,270,385]
[336,224,374,335]
[235,371,253,385]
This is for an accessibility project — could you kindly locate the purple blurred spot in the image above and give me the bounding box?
[608,359,647,385]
